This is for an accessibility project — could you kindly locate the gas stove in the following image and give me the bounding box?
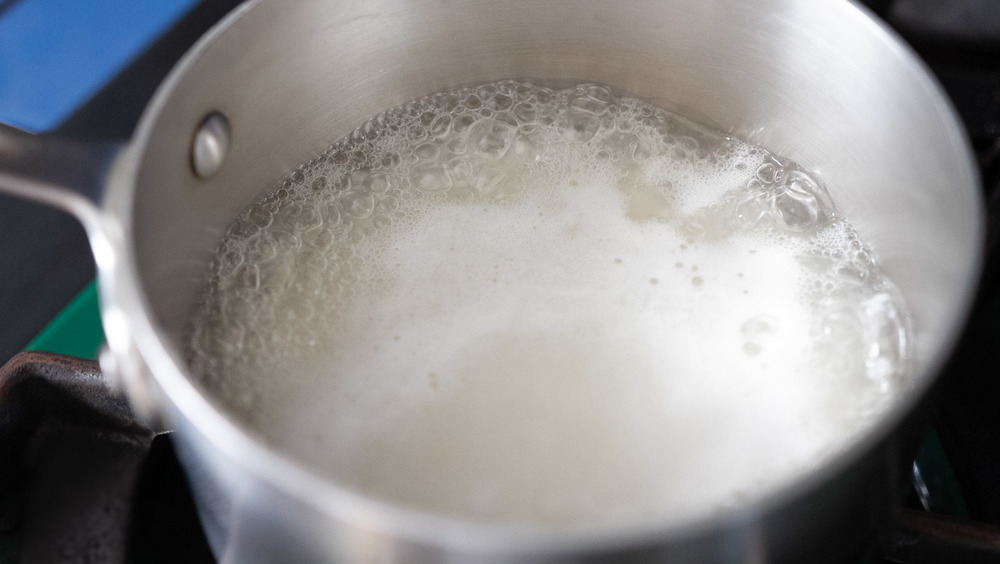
[1,1,999,562]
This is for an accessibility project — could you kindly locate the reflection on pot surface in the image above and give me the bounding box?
[187,82,911,531]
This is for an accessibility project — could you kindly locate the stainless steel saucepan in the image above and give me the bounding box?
[0,0,983,561]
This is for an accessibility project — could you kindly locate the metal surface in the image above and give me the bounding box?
[190,112,230,179]
[0,124,119,209]
[0,0,985,561]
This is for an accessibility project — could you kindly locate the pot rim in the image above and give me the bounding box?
[102,0,985,556]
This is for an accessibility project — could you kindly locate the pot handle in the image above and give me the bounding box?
[0,125,162,424]
[0,0,247,220]
[0,122,123,231]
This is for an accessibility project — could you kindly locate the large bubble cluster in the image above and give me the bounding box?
[186,81,787,406]
[186,81,912,528]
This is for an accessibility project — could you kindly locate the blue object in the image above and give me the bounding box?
[0,0,200,132]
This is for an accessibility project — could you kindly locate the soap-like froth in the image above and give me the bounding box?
[186,82,910,530]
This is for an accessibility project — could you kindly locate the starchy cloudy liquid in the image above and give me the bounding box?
[187,82,910,529]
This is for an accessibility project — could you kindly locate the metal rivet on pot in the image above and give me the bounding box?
[191,112,231,179]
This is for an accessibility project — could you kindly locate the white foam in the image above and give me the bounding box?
[186,81,909,530]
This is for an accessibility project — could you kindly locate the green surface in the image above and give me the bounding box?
[914,427,969,518]
[24,279,105,359]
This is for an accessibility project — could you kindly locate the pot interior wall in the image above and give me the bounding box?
[129,0,979,410]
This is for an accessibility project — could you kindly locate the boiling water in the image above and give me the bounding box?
[187,82,910,529]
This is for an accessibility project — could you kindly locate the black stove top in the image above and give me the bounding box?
[1,1,999,562]
[0,353,213,564]
[871,0,1000,530]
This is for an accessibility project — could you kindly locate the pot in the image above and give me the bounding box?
[0,0,983,561]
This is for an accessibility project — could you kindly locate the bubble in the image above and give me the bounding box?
[632,138,653,161]
[247,206,273,228]
[568,95,609,115]
[411,162,452,193]
[329,174,351,192]
[270,229,301,251]
[374,195,399,215]
[513,102,537,123]
[755,162,778,184]
[861,292,908,391]
[736,163,834,234]
[406,125,428,142]
[585,84,614,103]
[413,142,438,160]
[467,118,516,159]
[675,136,699,153]
[438,93,462,113]
[305,227,336,251]
[774,171,829,232]
[774,191,820,232]
[362,173,391,193]
[419,111,437,126]
[330,150,349,165]
[229,221,260,241]
[558,111,601,143]
[452,114,477,134]
[258,256,294,289]
[445,137,468,155]
[293,205,324,233]
[491,94,514,111]
[429,114,452,137]
[216,249,244,279]
[341,190,376,219]
[512,125,549,162]
[471,164,507,196]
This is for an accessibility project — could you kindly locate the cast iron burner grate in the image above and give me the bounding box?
[0,353,213,564]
